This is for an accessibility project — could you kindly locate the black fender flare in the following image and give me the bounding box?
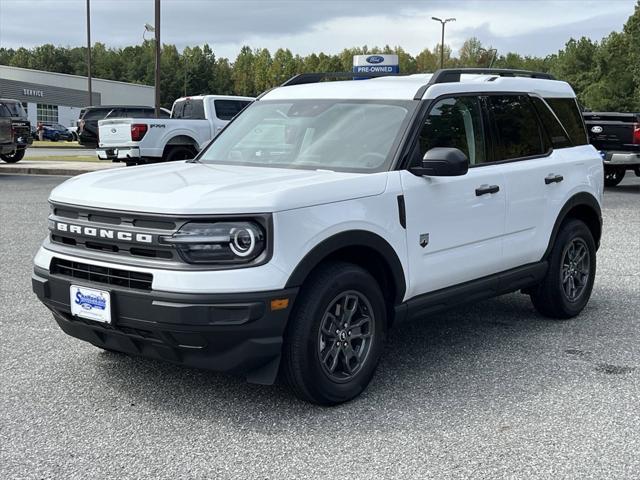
[543,192,602,259]
[285,230,407,305]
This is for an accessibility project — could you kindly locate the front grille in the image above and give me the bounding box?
[49,203,178,262]
[51,258,153,290]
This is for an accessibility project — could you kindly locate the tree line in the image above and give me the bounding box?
[1,2,637,112]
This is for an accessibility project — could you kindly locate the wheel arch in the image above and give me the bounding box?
[285,230,407,309]
[544,192,602,259]
[163,134,199,155]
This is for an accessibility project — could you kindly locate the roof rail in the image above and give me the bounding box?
[413,68,556,100]
[281,71,400,87]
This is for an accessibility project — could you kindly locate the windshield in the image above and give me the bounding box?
[2,102,26,118]
[198,100,414,173]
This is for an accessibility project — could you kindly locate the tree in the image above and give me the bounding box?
[232,46,255,96]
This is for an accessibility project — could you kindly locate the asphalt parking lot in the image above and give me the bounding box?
[1,173,638,479]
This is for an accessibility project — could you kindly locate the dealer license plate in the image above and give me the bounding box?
[70,285,111,324]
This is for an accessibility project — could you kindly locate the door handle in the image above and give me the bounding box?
[475,184,500,196]
[545,174,564,184]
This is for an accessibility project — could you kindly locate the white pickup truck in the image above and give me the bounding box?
[96,95,254,165]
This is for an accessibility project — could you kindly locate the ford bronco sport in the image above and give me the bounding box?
[33,69,603,405]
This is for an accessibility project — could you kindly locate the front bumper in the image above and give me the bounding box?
[602,151,640,166]
[96,147,141,161]
[32,266,298,384]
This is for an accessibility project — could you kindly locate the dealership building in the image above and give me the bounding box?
[0,65,154,127]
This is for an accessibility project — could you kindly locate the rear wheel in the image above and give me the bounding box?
[530,219,596,319]
[0,148,25,163]
[164,146,196,162]
[282,262,386,405]
[604,167,625,187]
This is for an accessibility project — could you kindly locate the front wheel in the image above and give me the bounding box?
[0,148,25,163]
[282,262,386,405]
[604,167,625,187]
[530,219,596,319]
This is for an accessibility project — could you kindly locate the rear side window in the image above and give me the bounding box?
[544,98,588,146]
[172,99,205,119]
[2,101,27,118]
[419,96,486,165]
[82,108,112,120]
[487,95,546,160]
[0,104,10,117]
[214,100,251,121]
[530,97,572,149]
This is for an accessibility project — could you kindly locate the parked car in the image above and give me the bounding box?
[33,69,603,405]
[0,98,32,162]
[583,111,640,187]
[77,105,170,148]
[0,103,15,160]
[37,123,75,142]
[96,95,253,165]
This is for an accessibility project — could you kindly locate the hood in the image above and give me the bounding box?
[50,161,389,214]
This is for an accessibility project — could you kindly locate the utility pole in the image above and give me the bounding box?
[154,0,161,117]
[86,0,92,106]
[431,17,456,69]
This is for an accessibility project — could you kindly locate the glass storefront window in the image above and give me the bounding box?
[37,104,58,123]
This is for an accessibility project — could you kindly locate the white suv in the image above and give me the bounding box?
[33,69,603,405]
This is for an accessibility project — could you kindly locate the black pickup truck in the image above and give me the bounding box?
[0,104,14,157]
[0,98,33,162]
[583,111,640,187]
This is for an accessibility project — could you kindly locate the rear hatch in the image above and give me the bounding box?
[583,112,640,151]
[98,118,134,146]
[0,118,11,145]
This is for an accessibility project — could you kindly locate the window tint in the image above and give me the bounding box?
[544,98,588,146]
[172,99,205,119]
[488,95,545,160]
[531,97,571,149]
[0,104,10,117]
[214,100,251,121]
[2,101,27,118]
[419,96,486,165]
[82,108,112,120]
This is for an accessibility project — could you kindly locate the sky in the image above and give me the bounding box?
[0,0,636,59]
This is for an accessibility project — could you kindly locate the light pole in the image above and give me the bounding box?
[431,16,456,69]
[154,0,161,117]
[143,12,161,118]
[86,0,92,106]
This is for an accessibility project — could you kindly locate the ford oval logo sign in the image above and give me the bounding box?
[591,126,603,134]
[366,55,385,64]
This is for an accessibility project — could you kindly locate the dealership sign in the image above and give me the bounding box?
[353,54,399,74]
[23,88,44,97]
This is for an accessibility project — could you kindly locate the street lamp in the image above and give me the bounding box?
[143,23,155,40]
[431,16,456,69]
[86,0,92,106]
[142,2,161,117]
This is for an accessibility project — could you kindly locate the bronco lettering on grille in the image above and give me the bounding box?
[55,222,153,244]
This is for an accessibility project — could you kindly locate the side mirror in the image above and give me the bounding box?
[409,147,469,177]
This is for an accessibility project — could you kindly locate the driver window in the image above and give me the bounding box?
[419,96,486,165]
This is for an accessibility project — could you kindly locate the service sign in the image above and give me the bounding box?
[353,54,399,74]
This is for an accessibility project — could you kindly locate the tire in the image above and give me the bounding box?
[0,148,25,163]
[52,134,59,142]
[164,146,195,162]
[530,219,596,319]
[282,261,387,405]
[604,167,625,187]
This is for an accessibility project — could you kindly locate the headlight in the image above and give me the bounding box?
[162,221,266,264]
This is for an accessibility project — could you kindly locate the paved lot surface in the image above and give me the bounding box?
[1,174,638,479]
[24,147,97,158]
[0,160,119,176]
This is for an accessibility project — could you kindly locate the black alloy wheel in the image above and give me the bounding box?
[317,291,375,382]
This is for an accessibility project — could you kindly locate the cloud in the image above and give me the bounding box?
[0,0,634,60]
